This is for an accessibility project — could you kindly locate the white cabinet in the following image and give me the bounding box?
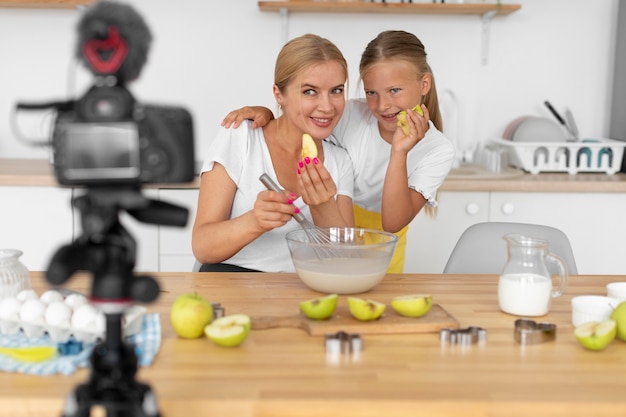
[490,192,626,275]
[405,192,489,273]
[0,186,74,272]
[405,191,626,275]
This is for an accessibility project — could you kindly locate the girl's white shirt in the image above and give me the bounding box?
[331,99,455,212]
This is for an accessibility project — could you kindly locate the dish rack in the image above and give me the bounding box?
[490,138,626,175]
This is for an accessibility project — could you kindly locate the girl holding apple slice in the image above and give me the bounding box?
[192,34,355,273]
[222,30,455,272]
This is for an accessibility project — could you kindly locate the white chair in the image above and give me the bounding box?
[192,260,202,272]
[443,222,578,274]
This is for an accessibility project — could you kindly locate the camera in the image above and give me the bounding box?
[51,83,194,187]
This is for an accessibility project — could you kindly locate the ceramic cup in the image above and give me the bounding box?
[607,282,626,302]
[571,295,616,327]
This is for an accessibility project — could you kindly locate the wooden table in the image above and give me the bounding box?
[2,272,626,417]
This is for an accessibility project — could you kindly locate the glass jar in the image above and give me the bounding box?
[0,249,31,299]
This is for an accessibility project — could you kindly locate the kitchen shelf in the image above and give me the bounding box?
[258,1,521,65]
[0,0,91,7]
[258,1,521,16]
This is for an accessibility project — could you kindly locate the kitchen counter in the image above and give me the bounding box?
[2,158,626,192]
[2,271,626,417]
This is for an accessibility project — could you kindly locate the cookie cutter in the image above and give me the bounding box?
[325,331,363,355]
[514,319,556,345]
[211,303,225,319]
[440,326,487,345]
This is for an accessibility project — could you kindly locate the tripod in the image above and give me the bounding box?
[47,187,188,417]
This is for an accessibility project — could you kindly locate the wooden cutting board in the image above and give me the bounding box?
[251,304,459,336]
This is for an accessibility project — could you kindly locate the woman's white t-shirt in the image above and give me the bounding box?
[200,121,354,272]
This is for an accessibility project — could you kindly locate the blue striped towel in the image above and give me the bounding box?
[0,313,161,376]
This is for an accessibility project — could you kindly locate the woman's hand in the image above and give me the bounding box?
[392,104,430,154]
[222,106,274,129]
[253,189,299,232]
[297,157,337,207]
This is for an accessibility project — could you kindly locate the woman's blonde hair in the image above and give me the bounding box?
[359,30,442,132]
[274,34,348,95]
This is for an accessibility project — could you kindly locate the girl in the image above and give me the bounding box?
[192,34,354,272]
[222,31,455,272]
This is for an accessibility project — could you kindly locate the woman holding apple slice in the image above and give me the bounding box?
[222,31,455,272]
[192,34,355,273]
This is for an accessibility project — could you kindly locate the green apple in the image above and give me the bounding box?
[347,297,385,321]
[396,104,425,135]
[391,294,433,318]
[610,301,626,341]
[204,314,251,347]
[170,293,214,339]
[300,293,338,320]
[574,320,617,351]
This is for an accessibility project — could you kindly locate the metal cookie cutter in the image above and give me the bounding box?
[440,326,487,345]
[211,303,225,319]
[514,319,556,345]
[325,331,363,355]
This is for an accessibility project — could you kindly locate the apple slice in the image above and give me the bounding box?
[204,314,251,347]
[347,297,385,321]
[396,104,424,135]
[391,294,432,318]
[574,320,617,351]
[301,133,318,158]
[300,294,338,320]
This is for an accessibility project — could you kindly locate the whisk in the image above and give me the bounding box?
[259,173,332,246]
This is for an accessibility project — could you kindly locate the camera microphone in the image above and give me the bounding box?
[76,0,152,84]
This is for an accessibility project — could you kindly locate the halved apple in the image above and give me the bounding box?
[396,104,424,135]
[347,297,385,321]
[300,293,338,320]
[574,320,617,351]
[204,314,251,347]
[301,133,318,158]
[391,294,432,318]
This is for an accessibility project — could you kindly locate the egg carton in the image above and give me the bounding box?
[491,138,626,175]
[0,305,145,343]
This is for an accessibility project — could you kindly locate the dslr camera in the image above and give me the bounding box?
[51,83,195,186]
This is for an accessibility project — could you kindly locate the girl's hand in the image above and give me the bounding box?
[253,190,298,231]
[392,104,430,153]
[222,106,274,129]
[297,157,337,207]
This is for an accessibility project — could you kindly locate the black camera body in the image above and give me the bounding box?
[52,84,195,187]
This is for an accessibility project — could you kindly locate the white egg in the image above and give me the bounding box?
[40,289,64,305]
[0,297,22,320]
[71,304,99,330]
[64,293,89,311]
[19,298,46,324]
[16,289,38,302]
[45,301,72,327]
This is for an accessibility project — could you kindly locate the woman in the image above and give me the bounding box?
[192,34,354,272]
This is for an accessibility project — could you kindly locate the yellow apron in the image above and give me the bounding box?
[353,204,407,273]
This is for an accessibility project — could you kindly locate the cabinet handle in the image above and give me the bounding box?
[501,202,515,215]
[465,203,480,215]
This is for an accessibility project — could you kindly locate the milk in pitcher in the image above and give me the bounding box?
[498,273,552,316]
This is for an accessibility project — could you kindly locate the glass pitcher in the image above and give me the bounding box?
[0,249,31,300]
[497,234,568,316]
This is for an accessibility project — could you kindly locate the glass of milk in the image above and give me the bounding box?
[498,234,568,316]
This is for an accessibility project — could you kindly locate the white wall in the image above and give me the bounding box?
[0,0,619,163]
